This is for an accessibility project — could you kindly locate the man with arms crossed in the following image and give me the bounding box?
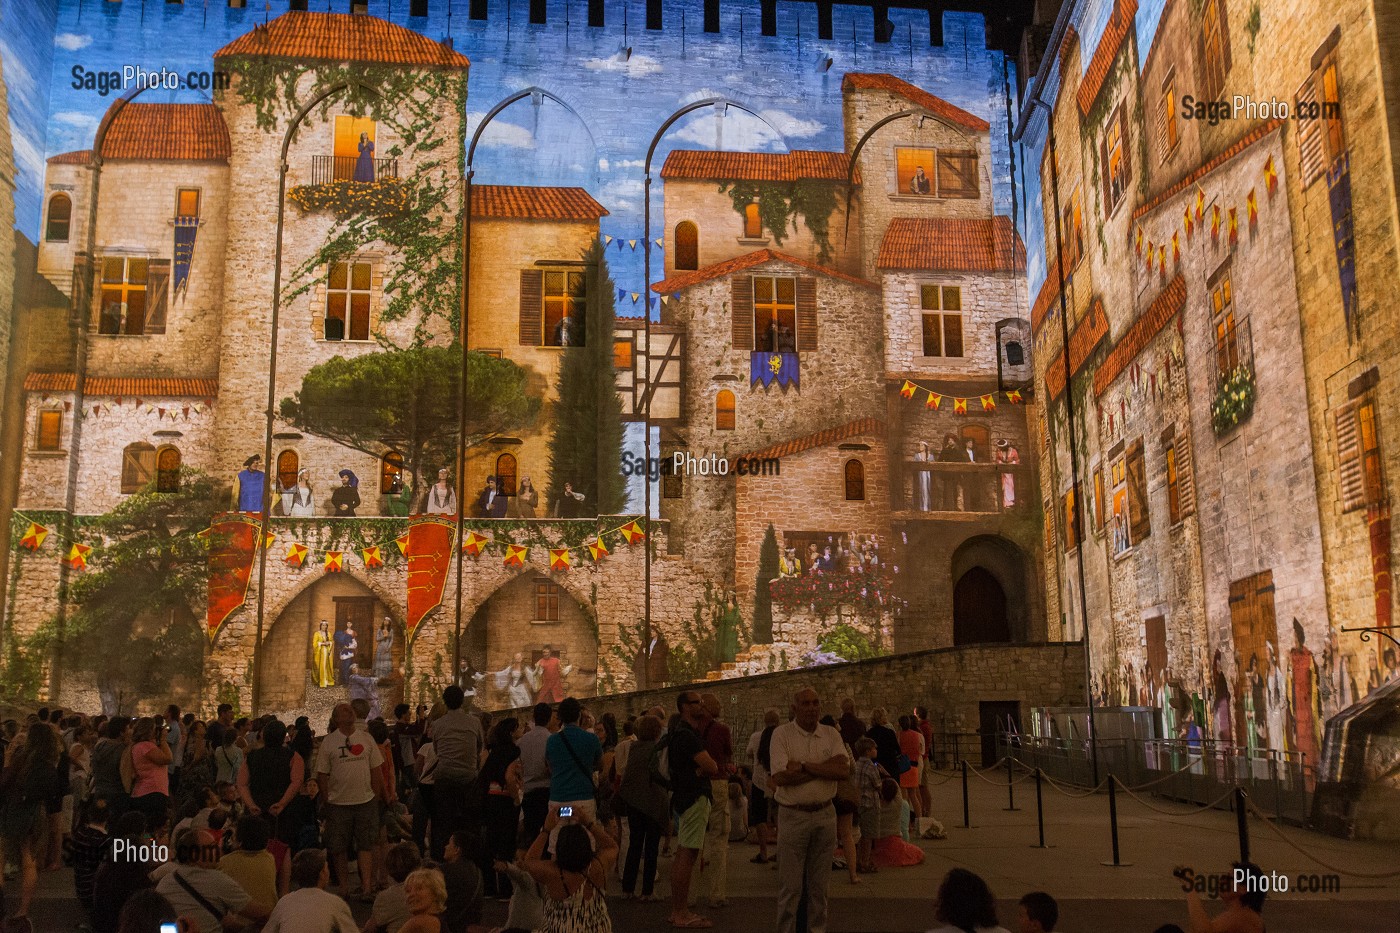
[769,687,849,933]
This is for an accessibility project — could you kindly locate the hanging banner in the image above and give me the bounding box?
[750,352,800,390]
[20,522,48,550]
[173,216,199,299]
[200,513,259,643]
[406,516,454,642]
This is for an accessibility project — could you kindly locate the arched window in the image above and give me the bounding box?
[380,450,404,495]
[495,453,518,496]
[675,221,699,270]
[844,459,865,501]
[743,203,762,239]
[156,446,182,493]
[46,194,72,243]
[277,450,300,491]
[715,390,735,431]
[121,442,157,494]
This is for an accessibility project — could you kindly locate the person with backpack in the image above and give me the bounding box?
[92,717,133,820]
[156,827,271,933]
[545,697,602,830]
[667,691,719,930]
[617,714,668,901]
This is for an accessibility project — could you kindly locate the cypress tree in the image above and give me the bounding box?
[754,523,780,642]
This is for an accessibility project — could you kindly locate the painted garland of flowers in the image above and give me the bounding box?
[769,563,905,620]
[287,179,410,217]
[1211,364,1256,435]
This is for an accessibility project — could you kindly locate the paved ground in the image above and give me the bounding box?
[16,770,1400,931]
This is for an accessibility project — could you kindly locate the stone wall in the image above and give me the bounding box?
[882,270,1021,379]
[36,160,89,298]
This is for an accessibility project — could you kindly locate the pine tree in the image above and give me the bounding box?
[754,523,780,643]
[545,241,626,516]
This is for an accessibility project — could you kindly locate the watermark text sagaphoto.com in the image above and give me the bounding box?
[1173,866,1341,896]
[71,64,230,96]
[621,451,780,480]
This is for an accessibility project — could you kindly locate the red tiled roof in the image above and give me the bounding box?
[1131,119,1285,223]
[731,417,885,469]
[1030,253,1063,335]
[100,103,231,162]
[876,216,1025,273]
[1043,297,1109,402]
[661,149,856,183]
[1094,275,1186,396]
[841,74,989,132]
[24,373,219,397]
[215,11,470,69]
[1076,0,1139,116]
[652,248,879,294]
[48,150,91,165]
[470,185,608,222]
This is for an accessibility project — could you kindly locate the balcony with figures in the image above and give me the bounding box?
[288,153,406,217]
[893,460,1030,521]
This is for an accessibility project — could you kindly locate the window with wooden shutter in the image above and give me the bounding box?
[1126,438,1151,544]
[37,410,63,450]
[121,442,156,494]
[1197,0,1230,101]
[1174,431,1196,519]
[1092,466,1105,533]
[1295,76,1326,187]
[795,276,817,351]
[1334,399,1366,512]
[145,259,170,335]
[731,275,754,350]
[844,459,865,501]
[1158,71,1178,162]
[935,150,979,199]
[519,269,543,345]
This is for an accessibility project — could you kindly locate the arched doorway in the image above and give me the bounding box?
[468,572,598,708]
[953,567,1009,644]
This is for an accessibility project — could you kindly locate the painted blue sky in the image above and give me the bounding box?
[0,0,59,242]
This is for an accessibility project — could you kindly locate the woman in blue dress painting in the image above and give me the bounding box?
[354,132,375,182]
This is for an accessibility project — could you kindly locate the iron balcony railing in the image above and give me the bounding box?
[309,155,400,186]
[900,462,1029,514]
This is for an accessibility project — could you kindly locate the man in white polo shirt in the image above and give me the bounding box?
[769,687,850,933]
[315,702,384,900]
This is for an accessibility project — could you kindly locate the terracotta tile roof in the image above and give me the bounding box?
[731,416,885,469]
[841,74,989,132]
[660,149,856,183]
[47,150,91,165]
[1030,253,1063,335]
[652,248,879,294]
[215,11,470,69]
[470,185,608,222]
[1131,119,1285,223]
[24,373,219,397]
[876,216,1025,273]
[99,103,231,162]
[1043,297,1109,402]
[1094,275,1186,396]
[1076,0,1139,116]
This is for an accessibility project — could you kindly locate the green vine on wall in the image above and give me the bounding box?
[718,180,841,264]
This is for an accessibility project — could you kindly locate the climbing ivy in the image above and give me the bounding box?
[718,180,841,264]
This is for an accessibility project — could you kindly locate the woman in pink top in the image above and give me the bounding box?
[128,716,173,831]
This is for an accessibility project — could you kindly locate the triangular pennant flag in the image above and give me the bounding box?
[925,392,941,410]
[1227,207,1238,245]
[1144,241,1153,269]
[285,542,308,567]
[617,288,627,303]
[628,239,638,250]
[263,530,276,549]
[66,542,92,570]
[1185,205,1193,238]
[900,380,916,399]
[980,394,996,411]
[549,547,571,571]
[604,234,614,245]
[1247,189,1258,229]
[362,545,383,569]
[1006,389,1023,404]
[654,238,664,249]
[1211,204,1221,242]
[953,397,968,414]
[20,522,48,550]
[1134,227,1143,255]
[620,520,646,544]
[324,551,344,573]
[504,543,528,567]
[1172,231,1180,264]
[630,292,640,304]
[648,297,656,311]
[615,239,624,251]
[462,530,488,557]
[1196,189,1205,221]
[1263,155,1278,196]
[588,538,610,561]
[1158,245,1166,275]
[395,533,410,556]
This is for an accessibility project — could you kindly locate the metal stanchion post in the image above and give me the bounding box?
[1032,768,1048,849]
[1271,754,1282,822]
[1101,775,1131,866]
[961,760,970,829]
[1234,786,1250,864]
[1004,754,1019,811]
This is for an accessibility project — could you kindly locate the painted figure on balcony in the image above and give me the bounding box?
[913,441,933,512]
[510,476,539,518]
[335,623,357,685]
[535,646,569,704]
[332,470,361,517]
[313,620,335,689]
[426,468,458,516]
[938,434,962,510]
[493,653,538,708]
[234,454,265,513]
[284,469,316,517]
[997,440,1019,507]
[373,618,394,679]
[354,132,375,182]
[1210,648,1233,745]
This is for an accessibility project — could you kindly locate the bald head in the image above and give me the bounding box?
[793,688,821,730]
[332,703,355,734]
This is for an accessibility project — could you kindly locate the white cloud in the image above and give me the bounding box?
[465,111,536,150]
[599,157,643,172]
[1026,251,1046,299]
[9,130,44,196]
[0,42,36,100]
[669,110,785,152]
[582,53,664,78]
[49,111,101,153]
[55,33,93,51]
[759,109,825,140]
[599,178,645,211]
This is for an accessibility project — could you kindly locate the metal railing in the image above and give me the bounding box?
[901,462,1029,514]
[309,154,400,186]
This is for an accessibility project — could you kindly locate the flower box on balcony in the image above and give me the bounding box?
[1211,364,1256,436]
[288,178,409,217]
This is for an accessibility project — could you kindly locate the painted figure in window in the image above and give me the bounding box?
[313,620,335,689]
[334,623,357,686]
[426,467,458,516]
[780,546,802,576]
[912,441,933,512]
[354,132,375,182]
[346,663,381,720]
[1264,641,1287,753]
[909,165,931,195]
[492,653,537,708]
[534,646,570,704]
[634,631,669,689]
[511,475,539,518]
[284,469,316,517]
[1288,618,1321,767]
[332,469,361,517]
[474,475,505,518]
[554,313,583,347]
[373,618,395,680]
[551,481,586,518]
[996,439,1019,507]
[234,454,265,513]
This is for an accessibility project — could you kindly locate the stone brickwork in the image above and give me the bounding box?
[882,271,1022,379]
[36,163,87,298]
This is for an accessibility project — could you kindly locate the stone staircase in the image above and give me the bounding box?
[708,642,806,680]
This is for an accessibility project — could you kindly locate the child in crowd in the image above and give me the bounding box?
[70,797,110,909]
[853,738,882,874]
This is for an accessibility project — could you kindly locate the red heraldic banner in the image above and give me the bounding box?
[406,516,454,642]
[203,513,260,643]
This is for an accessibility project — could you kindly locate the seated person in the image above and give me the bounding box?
[156,828,270,933]
[441,830,484,933]
[218,815,278,912]
[870,778,923,868]
[367,841,422,933]
[263,848,358,932]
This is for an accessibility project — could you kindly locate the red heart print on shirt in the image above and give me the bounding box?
[350,744,364,755]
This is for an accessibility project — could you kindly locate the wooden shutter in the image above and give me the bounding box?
[1126,439,1151,543]
[731,275,753,350]
[1118,108,1131,190]
[1295,75,1326,188]
[795,276,818,351]
[1335,400,1366,512]
[1154,85,1169,163]
[1174,432,1196,519]
[1100,135,1111,212]
[71,255,92,328]
[1217,0,1232,74]
[145,259,170,335]
[519,269,543,345]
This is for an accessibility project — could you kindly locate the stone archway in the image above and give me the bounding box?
[953,566,1009,644]
[950,535,1029,645]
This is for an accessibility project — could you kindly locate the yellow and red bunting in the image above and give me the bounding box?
[925,392,941,410]
[362,545,383,569]
[1006,390,1023,404]
[324,551,344,573]
[1134,226,1143,255]
[588,537,609,561]
[980,394,996,411]
[899,380,916,399]
[395,533,410,556]
[1264,155,1278,196]
[20,522,48,550]
[462,530,488,557]
[285,542,308,567]
[1158,245,1166,276]
[66,543,92,570]
[263,530,276,549]
[620,520,646,545]
[1195,189,1205,222]
[1172,231,1180,264]
[1211,204,1221,242]
[953,397,968,414]
[1228,207,1238,246]
[549,548,571,571]
[504,543,528,567]
[1184,205,1193,239]
[1247,189,1258,230]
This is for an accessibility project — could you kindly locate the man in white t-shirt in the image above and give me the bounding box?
[314,702,384,899]
[264,848,358,932]
[157,828,270,933]
[769,687,850,933]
